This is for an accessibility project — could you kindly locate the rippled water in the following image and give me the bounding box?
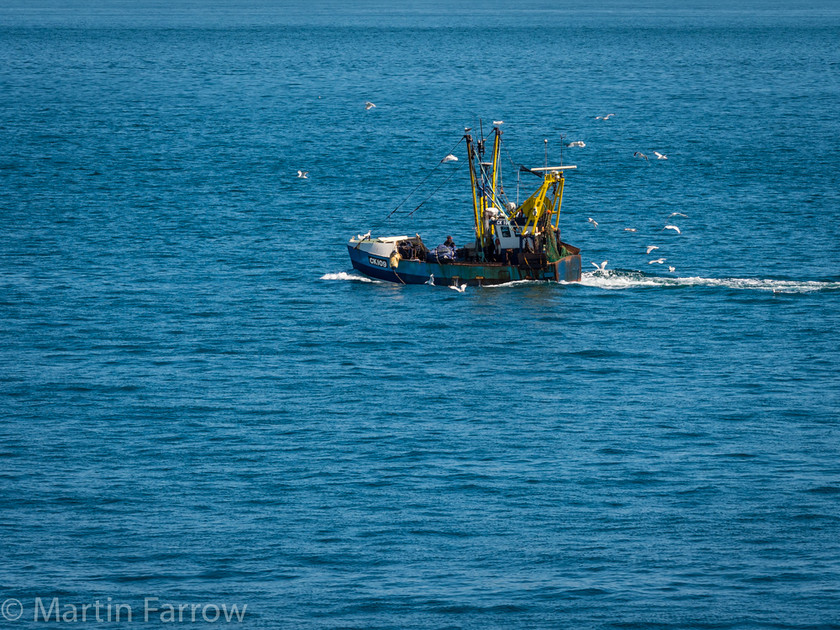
[2,1,839,628]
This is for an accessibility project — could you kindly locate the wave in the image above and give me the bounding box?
[320,271,381,283]
[482,279,536,289]
[575,270,840,294]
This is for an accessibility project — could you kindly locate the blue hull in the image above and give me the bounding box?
[348,245,582,286]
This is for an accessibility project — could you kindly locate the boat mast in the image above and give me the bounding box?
[553,175,566,229]
[465,130,484,260]
[490,126,502,208]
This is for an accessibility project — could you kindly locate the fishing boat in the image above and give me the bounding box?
[347,125,582,286]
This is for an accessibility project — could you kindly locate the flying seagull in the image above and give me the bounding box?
[596,113,615,120]
[591,261,608,274]
[654,151,668,160]
[567,140,586,148]
[449,283,467,293]
[425,274,435,286]
[668,266,676,272]
[587,217,598,228]
[441,154,458,163]
[663,225,681,234]
[646,245,659,254]
[365,101,376,110]
[669,212,688,218]
[634,151,649,162]
[648,258,667,264]
[296,170,309,179]
[624,228,637,232]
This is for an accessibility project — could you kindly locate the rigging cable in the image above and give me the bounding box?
[500,141,522,206]
[477,158,505,211]
[407,162,463,217]
[383,135,465,221]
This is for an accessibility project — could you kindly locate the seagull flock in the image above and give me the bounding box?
[573,113,688,277]
[589,211,689,276]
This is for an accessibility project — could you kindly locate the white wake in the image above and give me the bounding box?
[577,270,840,294]
[321,270,839,294]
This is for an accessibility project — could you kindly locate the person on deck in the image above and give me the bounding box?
[444,235,455,248]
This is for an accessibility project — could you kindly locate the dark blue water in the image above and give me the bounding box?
[2,1,840,628]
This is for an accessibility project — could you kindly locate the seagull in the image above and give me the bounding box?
[663,225,681,234]
[624,228,637,232]
[425,274,435,286]
[648,258,667,264]
[591,261,608,274]
[493,120,504,126]
[668,266,676,272]
[633,151,649,162]
[365,101,376,110]
[654,151,668,160]
[587,217,598,228]
[669,212,688,218]
[595,113,615,120]
[296,170,309,179]
[646,245,659,254]
[441,154,458,163]
[566,140,586,148]
[356,230,371,241]
[449,283,467,293]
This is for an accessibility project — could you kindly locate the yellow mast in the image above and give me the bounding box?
[553,175,565,229]
[478,136,486,248]
[465,133,482,247]
[490,127,501,210]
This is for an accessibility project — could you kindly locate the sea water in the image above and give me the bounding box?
[1,1,839,628]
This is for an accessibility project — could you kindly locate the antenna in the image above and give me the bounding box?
[544,139,548,168]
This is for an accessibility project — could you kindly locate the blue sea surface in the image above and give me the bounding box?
[1,1,840,628]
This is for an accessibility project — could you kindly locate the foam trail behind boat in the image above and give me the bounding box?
[576,270,840,294]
